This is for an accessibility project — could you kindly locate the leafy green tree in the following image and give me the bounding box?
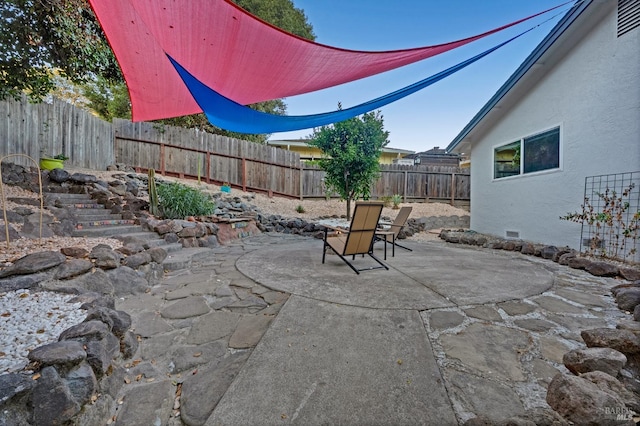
[231,0,315,39]
[309,109,389,219]
[0,0,119,101]
[82,78,131,121]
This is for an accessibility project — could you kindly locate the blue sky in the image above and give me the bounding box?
[269,0,575,153]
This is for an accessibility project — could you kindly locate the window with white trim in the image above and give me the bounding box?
[493,127,560,179]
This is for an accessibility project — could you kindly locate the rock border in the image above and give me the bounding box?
[439,229,640,282]
[441,230,640,425]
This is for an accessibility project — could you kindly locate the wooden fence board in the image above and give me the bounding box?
[2,98,469,204]
[0,96,113,170]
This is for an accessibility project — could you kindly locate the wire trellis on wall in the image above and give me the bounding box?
[579,171,639,264]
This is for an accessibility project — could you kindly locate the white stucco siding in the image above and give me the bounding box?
[470,3,640,249]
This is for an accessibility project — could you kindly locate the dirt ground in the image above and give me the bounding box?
[0,168,468,263]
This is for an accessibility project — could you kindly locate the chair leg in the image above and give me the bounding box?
[394,240,413,252]
[383,235,387,260]
[337,253,361,274]
[322,228,329,264]
[392,235,395,257]
[367,252,389,271]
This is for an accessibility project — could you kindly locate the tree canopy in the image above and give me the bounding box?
[0,0,119,101]
[309,109,389,219]
[232,0,315,40]
[0,0,314,142]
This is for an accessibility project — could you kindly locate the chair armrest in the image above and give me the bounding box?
[323,225,345,242]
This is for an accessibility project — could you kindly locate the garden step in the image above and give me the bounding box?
[72,225,144,238]
[44,193,92,202]
[72,207,112,214]
[113,233,185,253]
[76,219,136,229]
[115,232,163,242]
[162,247,213,271]
[73,213,123,221]
[157,242,184,253]
[46,199,103,209]
[60,203,103,209]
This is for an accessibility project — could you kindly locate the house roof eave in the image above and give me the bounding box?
[446,0,594,154]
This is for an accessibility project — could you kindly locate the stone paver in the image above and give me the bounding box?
[160,296,211,319]
[110,233,631,425]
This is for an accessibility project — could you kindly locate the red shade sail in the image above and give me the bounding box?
[88,0,569,122]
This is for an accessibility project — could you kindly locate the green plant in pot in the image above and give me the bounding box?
[39,154,69,171]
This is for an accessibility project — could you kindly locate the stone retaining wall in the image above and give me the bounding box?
[0,248,153,425]
[440,229,640,282]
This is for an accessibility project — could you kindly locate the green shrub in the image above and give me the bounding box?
[380,196,392,208]
[156,181,215,219]
[295,204,306,213]
[391,194,402,209]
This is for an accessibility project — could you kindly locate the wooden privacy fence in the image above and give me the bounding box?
[114,120,469,203]
[0,95,114,170]
[1,96,469,204]
[303,164,470,203]
[114,120,301,198]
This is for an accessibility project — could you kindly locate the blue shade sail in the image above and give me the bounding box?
[168,31,525,134]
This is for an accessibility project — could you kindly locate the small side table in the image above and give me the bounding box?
[375,230,395,260]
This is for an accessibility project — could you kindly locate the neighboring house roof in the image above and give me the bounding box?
[267,139,415,156]
[405,146,460,159]
[446,0,595,154]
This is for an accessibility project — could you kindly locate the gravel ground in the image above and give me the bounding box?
[84,169,470,221]
[0,168,469,262]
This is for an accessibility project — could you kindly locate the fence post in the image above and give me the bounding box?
[160,143,165,176]
[450,172,455,206]
[299,164,304,201]
[403,170,408,203]
[205,151,211,184]
[242,157,247,191]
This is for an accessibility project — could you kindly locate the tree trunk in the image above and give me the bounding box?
[345,171,351,220]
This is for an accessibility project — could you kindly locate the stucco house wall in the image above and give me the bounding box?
[464,1,639,248]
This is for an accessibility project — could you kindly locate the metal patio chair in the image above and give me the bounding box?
[375,206,413,260]
[321,201,388,274]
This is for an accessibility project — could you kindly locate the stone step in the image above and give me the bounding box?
[44,193,92,202]
[44,192,90,198]
[47,199,103,209]
[72,225,144,238]
[121,238,184,253]
[110,232,184,253]
[76,219,137,229]
[72,208,112,215]
[115,232,162,242]
[65,203,103,209]
[162,247,213,271]
[158,242,184,253]
[73,213,123,221]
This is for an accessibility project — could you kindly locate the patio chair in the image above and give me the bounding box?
[375,206,413,260]
[322,201,389,274]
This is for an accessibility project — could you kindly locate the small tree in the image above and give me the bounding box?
[309,109,389,219]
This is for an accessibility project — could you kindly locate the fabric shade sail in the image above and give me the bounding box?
[88,0,570,122]
[168,31,525,134]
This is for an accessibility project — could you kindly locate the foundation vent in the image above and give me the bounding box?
[505,230,520,239]
[619,0,640,37]
[583,238,605,249]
